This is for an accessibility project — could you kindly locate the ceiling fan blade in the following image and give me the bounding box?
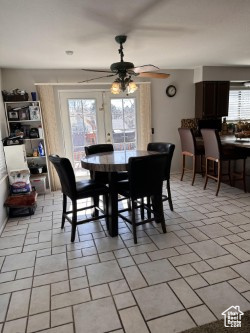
[138,72,170,79]
[130,65,159,74]
[81,68,113,73]
[78,74,116,83]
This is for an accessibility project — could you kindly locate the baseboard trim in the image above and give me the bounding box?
[0,216,8,236]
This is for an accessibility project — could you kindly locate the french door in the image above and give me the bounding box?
[59,90,138,177]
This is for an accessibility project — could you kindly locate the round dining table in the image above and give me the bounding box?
[81,150,159,237]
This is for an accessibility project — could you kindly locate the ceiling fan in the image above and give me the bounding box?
[80,35,170,94]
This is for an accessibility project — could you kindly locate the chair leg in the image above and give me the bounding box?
[192,155,196,186]
[103,194,109,230]
[181,155,185,181]
[200,155,204,177]
[71,200,77,242]
[204,158,208,190]
[147,196,151,219]
[127,199,132,211]
[216,161,221,196]
[131,201,137,244]
[243,158,247,193]
[152,194,166,234]
[140,198,145,220]
[228,160,232,186]
[92,196,99,217]
[61,194,67,229]
[166,179,173,211]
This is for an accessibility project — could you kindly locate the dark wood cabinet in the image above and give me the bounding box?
[195,81,230,118]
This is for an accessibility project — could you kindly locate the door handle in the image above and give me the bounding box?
[106,133,111,143]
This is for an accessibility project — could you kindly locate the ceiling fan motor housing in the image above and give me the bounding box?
[110,61,134,74]
[115,35,127,44]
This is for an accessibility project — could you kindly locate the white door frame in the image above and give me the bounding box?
[58,88,140,162]
[58,90,108,163]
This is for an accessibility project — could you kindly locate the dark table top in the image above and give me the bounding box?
[81,150,158,172]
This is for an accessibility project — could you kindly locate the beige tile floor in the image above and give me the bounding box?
[0,174,250,333]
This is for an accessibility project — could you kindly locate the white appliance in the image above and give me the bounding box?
[3,145,28,173]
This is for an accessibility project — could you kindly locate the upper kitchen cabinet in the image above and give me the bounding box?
[195,81,230,118]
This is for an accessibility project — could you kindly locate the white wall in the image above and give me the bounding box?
[193,67,203,83]
[0,69,9,231]
[151,70,195,171]
[2,68,196,172]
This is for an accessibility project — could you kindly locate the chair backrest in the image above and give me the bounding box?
[85,144,114,156]
[201,129,221,160]
[84,144,114,183]
[49,155,76,199]
[128,154,167,199]
[147,142,175,180]
[178,128,196,155]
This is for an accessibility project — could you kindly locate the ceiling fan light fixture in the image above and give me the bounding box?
[111,80,121,94]
[127,81,138,94]
[81,35,170,87]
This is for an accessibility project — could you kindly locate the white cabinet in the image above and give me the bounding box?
[4,101,50,190]
[3,145,28,173]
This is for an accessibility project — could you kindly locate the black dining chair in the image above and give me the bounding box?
[85,143,129,215]
[49,155,109,242]
[84,144,128,183]
[201,129,247,196]
[147,142,175,211]
[84,144,114,184]
[117,154,167,244]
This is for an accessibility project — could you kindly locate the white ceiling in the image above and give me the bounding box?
[1,0,250,70]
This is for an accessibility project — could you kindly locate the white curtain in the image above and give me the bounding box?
[138,83,152,150]
[37,85,62,191]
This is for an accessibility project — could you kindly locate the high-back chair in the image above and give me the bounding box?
[201,129,247,196]
[147,142,175,211]
[49,155,108,242]
[84,144,114,184]
[178,128,204,185]
[117,154,167,244]
[85,143,128,215]
[85,144,128,182]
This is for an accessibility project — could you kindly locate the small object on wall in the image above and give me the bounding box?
[166,85,177,97]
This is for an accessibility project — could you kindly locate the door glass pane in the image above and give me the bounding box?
[68,99,97,176]
[111,98,136,151]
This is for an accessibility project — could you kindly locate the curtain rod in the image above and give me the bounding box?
[34,81,151,86]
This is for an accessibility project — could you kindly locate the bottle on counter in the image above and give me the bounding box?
[221,118,228,135]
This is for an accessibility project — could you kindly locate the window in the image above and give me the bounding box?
[68,99,97,176]
[227,89,250,121]
[111,98,137,151]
